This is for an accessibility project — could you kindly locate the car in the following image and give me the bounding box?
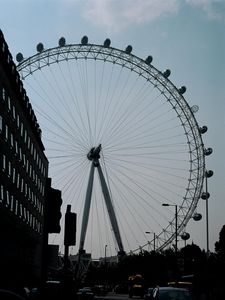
[144,287,154,300]
[0,289,27,299]
[77,287,95,300]
[151,286,193,300]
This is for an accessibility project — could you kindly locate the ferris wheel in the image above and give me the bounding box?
[16,36,211,259]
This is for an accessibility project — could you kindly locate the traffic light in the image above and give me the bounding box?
[45,178,62,233]
[64,205,77,246]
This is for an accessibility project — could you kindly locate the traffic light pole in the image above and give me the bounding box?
[64,205,77,274]
[64,205,71,273]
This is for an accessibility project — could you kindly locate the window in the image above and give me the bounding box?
[2,87,6,101]
[19,148,22,161]
[23,154,26,168]
[21,178,24,193]
[23,207,27,222]
[8,161,11,177]
[28,187,31,201]
[10,195,14,211]
[17,114,20,128]
[15,140,18,155]
[15,200,18,215]
[27,136,30,150]
[12,168,16,183]
[27,210,30,223]
[26,159,29,173]
[10,133,14,148]
[19,204,23,218]
[30,214,33,227]
[5,124,8,141]
[34,147,36,160]
[0,185,4,203]
[7,96,11,111]
[24,129,27,144]
[0,115,2,132]
[2,154,6,171]
[24,183,27,196]
[12,106,16,120]
[2,42,5,52]
[20,122,23,137]
[17,173,20,189]
[6,190,10,207]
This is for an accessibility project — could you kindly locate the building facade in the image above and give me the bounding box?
[0,29,49,289]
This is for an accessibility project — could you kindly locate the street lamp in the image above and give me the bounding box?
[104,244,107,265]
[201,170,213,256]
[145,231,156,251]
[162,203,178,257]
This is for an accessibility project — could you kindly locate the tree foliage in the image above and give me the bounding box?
[215,224,225,261]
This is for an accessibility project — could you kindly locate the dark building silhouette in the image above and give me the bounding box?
[0,29,49,289]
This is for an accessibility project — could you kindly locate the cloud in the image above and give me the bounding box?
[81,0,224,33]
[185,0,225,21]
[82,0,179,33]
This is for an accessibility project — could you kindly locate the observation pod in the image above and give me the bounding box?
[125,45,132,54]
[81,35,88,45]
[59,37,66,47]
[201,192,210,200]
[204,148,213,156]
[16,52,24,63]
[199,126,208,134]
[103,38,111,47]
[193,213,202,221]
[36,43,44,53]
[178,86,186,94]
[163,69,171,78]
[181,232,190,241]
[205,170,213,178]
[145,55,153,65]
[191,105,199,113]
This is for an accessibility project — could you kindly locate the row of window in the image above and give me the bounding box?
[1,87,46,176]
[1,154,44,215]
[0,40,41,138]
[0,184,43,234]
[0,117,46,194]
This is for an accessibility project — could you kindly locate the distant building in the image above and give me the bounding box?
[0,29,48,289]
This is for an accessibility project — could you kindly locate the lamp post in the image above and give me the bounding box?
[201,170,213,256]
[162,203,178,257]
[104,244,107,265]
[145,231,156,251]
[162,203,178,280]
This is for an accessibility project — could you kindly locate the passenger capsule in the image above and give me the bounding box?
[205,170,213,178]
[145,56,153,65]
[125,45,132,54]
[193,213,202,221]
[58,37,66,47]
[178,86,186,94]
[181,232,190,241]
[103,38,111,47]
[16,52,24,63]
[81,36,88,45]
[201,192,210,200]
[36,43,44,53]
[204,148,213,156]
[163,69,171,78]
[199,126,208,134]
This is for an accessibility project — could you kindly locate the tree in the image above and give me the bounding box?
[215,225,225,261]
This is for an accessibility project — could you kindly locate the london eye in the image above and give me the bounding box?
[16,36,210,259]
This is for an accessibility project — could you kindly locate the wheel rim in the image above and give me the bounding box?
[17,40,206,258]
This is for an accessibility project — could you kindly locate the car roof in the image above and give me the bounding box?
[156,287,189,291]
